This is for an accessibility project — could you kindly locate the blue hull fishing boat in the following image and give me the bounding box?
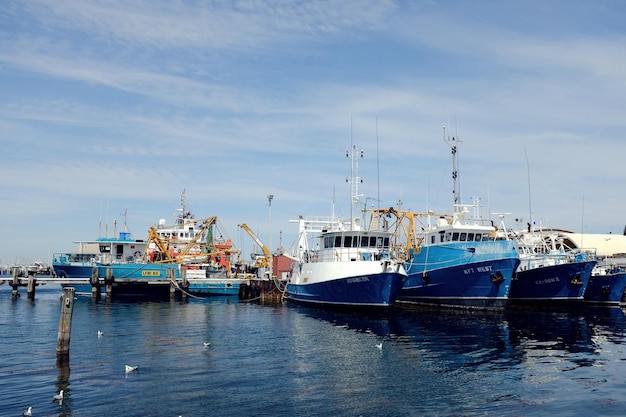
[401,238,520,309]
[377,205,520,310]
[584,264,626,306]
[372,136,519,309]
[285,145,407,309]
[52,192,246,298]
[508,259,596,307]
[96,263,247,297]
[52,230,148,294]
[506,229,597,308]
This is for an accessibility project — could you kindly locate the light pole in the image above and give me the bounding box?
[267,194,274,280]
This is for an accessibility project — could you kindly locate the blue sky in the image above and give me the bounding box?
[2,0,626,264]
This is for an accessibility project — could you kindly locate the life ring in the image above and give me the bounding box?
[134,251,141,258]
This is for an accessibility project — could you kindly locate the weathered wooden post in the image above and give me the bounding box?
[180,269,188,301]
[11,266,20,299]
[90,266,101,300]
[104,268,114,299]
[26,273,36,300]
[168,268,177,299]
[57,287,75,363]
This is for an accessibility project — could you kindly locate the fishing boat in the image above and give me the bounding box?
[94,215,245,298]
[506,228,597,309]
[52,192,246,297]
[51,230,148,294]
[372,136,520,310]
[182,265,248,296]
[583,262,626,306]
[285,145,408,309]
[52,232,147,278]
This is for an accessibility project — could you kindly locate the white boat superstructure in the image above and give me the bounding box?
[284,144,407,308]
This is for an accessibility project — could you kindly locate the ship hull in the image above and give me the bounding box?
[508,260,596,308]
[398,241,520,310]
[584,271,626,306]
[287,259,407,309]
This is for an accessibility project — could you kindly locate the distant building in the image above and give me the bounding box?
[272,253,296,280]
[542,229,626,259]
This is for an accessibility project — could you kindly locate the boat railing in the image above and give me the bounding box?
[304,246,395,263]
[52,252,98,264]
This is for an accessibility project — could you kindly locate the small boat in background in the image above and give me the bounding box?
[285,145,407,309]
[584,262,626,306]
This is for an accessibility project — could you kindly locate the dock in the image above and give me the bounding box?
[0,270,286,303]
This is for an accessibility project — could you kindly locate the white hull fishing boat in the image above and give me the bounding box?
[285,144,407,309]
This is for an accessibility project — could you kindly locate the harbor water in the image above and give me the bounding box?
[2,284,626,416]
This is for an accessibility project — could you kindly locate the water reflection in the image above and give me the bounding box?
[584,306,626,345]
[296,305,626,373]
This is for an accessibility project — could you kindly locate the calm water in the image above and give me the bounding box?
[2,284,626,416]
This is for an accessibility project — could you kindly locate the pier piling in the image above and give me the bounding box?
[56,287,75,362]
[104,268,113,299]
[168,269,176,299]
[11,267,20,299]
[90,267,101,299]
[26,274,36,300]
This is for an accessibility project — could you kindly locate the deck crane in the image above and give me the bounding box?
[238,223,270,268]
[147,216,221,264]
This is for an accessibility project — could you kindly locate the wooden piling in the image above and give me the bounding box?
[104,268,113,299]
[27,274,36,300]
[56,287,75,361]
[239,279,285,304]
[90,267,101,299]
[11,266,20,299]
[168,268,177,299]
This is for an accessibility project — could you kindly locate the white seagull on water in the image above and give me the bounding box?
[125,364,138,373]
[97,330,104,337]
[376,341,383,350]
[203,342,211,347]
[22,406,32,416]
[53,389,64,404]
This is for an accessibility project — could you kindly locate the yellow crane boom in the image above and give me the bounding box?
[238,223,270,267]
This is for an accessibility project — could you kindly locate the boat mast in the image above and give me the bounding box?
[444,126,462,210]
[176,189,187,225]
[524,150,533,232]
[346,143,363,230]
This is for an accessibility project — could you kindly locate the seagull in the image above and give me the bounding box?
[97,330,104,337]
[203,342,211,347]
[53,389,64,402]
[22,406,32,416]
[125,364,138,373]
[376,341,383,350]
